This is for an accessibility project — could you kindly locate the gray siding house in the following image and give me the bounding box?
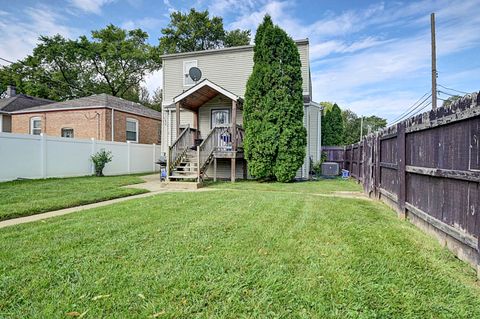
[161,39,322,181]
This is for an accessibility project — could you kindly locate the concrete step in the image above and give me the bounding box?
[161,181,202,190]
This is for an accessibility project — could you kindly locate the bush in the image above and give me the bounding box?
[91,149,113,177]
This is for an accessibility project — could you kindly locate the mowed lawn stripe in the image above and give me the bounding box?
[0,175,148,221]
[0,185,479,318]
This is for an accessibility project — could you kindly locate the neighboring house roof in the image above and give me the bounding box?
[0,94,52,114]
[11,93,162,120]
[160,38,309,60]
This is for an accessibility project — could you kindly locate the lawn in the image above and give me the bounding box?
[1,181,479,318]
[0,175,148,221]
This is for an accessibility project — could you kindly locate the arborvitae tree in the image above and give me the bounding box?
[322,103,344,145]
[243,16,306,182]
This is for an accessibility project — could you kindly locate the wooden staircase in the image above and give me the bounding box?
[169,149,199,181]
[167,124,245,183]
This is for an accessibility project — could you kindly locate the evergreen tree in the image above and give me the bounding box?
[243,16,306,182]
[322,103,344,145]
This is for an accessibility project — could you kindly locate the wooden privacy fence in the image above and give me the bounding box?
[326,92,480,271]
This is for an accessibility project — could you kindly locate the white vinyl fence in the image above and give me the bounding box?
[0,132,162,182]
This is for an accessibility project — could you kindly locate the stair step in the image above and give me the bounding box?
[169,175,198,179]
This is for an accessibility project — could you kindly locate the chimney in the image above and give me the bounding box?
[6,85,16,98]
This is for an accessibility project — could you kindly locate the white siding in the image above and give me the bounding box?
[163,42,310,104]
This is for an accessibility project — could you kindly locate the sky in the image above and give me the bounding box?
[0,0,479,123]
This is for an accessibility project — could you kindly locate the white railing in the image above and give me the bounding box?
[0,132,161,182]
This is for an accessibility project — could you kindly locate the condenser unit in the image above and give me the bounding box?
[321,162,340,176]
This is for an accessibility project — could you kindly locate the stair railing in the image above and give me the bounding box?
[168,125,194,175]
[197,125,245,178]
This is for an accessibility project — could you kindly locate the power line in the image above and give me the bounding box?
[0,57,15,64]
[438,90,460,97]
[389,93,432,126]
[388,91,430,125]
[438,84,469,95]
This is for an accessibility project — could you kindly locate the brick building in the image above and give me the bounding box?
[10,93,161,144]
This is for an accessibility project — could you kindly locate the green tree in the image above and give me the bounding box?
[322,103,344,146]
[244,15,306,182]
[342,109,387,145]
[0,24,160,101]
[159,9,250,54]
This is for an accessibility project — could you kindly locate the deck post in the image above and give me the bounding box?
[176,102,181,138]
[194,110,199,139]
[231,158,236,182]
[213,157,217,182]
[231,100,237,152]
[197,146,201,183]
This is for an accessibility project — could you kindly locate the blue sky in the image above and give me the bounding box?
[0,0,479,122]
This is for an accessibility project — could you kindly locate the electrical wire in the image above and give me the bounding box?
[389,93,432,126]
[438,84,469,95]
[388,91,430,125]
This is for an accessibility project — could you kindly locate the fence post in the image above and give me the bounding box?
[152,143,156,172]
[375,133,381,199]
[397,122,407,220]
[91,138,96,175]
[40,133,47,178]
[127,141,131,174]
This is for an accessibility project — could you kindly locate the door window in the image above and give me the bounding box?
[211,109,230,128]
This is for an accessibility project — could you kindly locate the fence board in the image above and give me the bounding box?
[338,92,480,270]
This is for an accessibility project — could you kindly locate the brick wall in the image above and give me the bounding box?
[11,109,108,140]
[110,111,160,144]
[11,108,161,144]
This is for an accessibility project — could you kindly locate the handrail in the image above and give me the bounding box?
[168,125,194,172]
[197,124,246,177]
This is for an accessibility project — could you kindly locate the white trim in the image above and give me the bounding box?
[30,116,42,135]
[126,117,139,143]
[0,114,3,132]
[183,60,198,87]
[174,79,240,104]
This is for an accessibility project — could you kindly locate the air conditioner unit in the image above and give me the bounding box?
[322,162,340,176]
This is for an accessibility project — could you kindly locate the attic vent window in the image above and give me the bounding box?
[183,60,197,86]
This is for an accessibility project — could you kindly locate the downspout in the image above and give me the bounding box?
[317,106,321,160]
[111,108,114,142]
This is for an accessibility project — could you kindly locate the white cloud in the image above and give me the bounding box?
[0,5,79,66]
[69,0,113,14]
[143,69,163,95]
[121,17,164,30]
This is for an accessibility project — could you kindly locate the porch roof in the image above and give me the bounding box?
[173,79,243,111]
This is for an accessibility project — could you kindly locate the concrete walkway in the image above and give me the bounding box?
[0,174,208,229]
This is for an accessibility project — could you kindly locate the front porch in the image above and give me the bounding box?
[167,79,246,182]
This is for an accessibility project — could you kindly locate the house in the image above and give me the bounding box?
[160,38,322,182]
[9,93,162,144]
[0,86,52,133]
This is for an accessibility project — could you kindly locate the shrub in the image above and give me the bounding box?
[91,149,113,177]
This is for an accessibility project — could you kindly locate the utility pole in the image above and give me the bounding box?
[431,12,437,110]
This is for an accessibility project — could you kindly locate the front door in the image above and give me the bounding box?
[211,109,230,128]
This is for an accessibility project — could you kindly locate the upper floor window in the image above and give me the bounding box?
[126,118,138,143]
[61,128,74,138]
[183,60,197,86]
[30,117,42,135]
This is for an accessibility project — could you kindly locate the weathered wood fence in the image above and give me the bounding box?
[325,92,480,271]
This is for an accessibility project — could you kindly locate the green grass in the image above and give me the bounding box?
[0,175,148,221]
[1,181,479,318]
[205,178,363,194]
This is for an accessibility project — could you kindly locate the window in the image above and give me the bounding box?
[61,128,74,138]
[183,60,198,86]
[211,109,230,128]
[126,118,138,142]
[30,117,42,135]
